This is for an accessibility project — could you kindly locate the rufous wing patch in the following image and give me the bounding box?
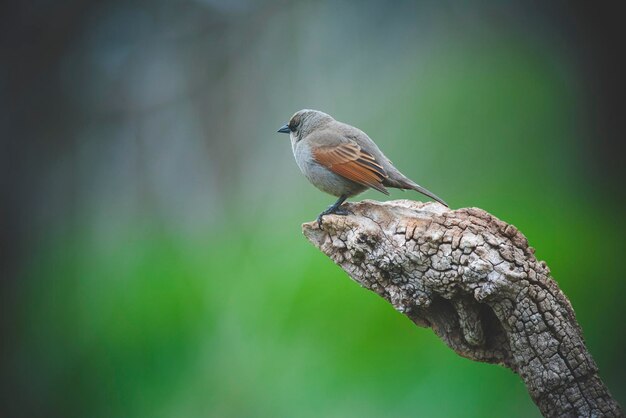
[313,142,389,194]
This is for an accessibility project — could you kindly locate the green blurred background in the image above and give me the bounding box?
[2,1,624,417]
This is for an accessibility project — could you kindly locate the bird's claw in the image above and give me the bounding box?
[332,208,352,216]
[316,206,352,228]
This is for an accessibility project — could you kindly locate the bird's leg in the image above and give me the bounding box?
[317,195,351,227]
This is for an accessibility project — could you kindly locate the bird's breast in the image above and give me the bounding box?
[292,138,310,172]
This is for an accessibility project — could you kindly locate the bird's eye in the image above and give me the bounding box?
[289,115,301,132]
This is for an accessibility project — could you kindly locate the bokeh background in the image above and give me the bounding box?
[2,1,624,417]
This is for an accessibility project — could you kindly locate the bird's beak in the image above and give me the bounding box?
[277,124,290,134]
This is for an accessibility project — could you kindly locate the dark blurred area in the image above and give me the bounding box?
[1,1,624,417]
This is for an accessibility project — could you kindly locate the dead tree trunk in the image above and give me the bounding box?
[302,200,623,418]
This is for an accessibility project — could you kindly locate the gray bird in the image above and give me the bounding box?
[278,109,448,226]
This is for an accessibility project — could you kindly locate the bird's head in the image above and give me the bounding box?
[277,109,334,141]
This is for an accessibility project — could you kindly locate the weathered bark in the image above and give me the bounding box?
[302,200,623,418]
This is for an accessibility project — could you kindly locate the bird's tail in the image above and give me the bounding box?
[407,181,448,207]
[385,176,448,207]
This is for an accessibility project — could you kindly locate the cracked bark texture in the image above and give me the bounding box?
[302,200,623,418]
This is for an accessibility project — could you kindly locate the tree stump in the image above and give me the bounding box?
[302,200,623,418]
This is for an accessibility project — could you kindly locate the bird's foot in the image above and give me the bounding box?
[317,205,352,228]
[335,208,352,216]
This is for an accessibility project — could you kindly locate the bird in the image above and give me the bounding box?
[277,109,448,226]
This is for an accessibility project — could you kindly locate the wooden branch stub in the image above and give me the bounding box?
[302,199,623,418]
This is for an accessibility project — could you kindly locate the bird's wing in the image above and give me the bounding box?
[312,141,390,195]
